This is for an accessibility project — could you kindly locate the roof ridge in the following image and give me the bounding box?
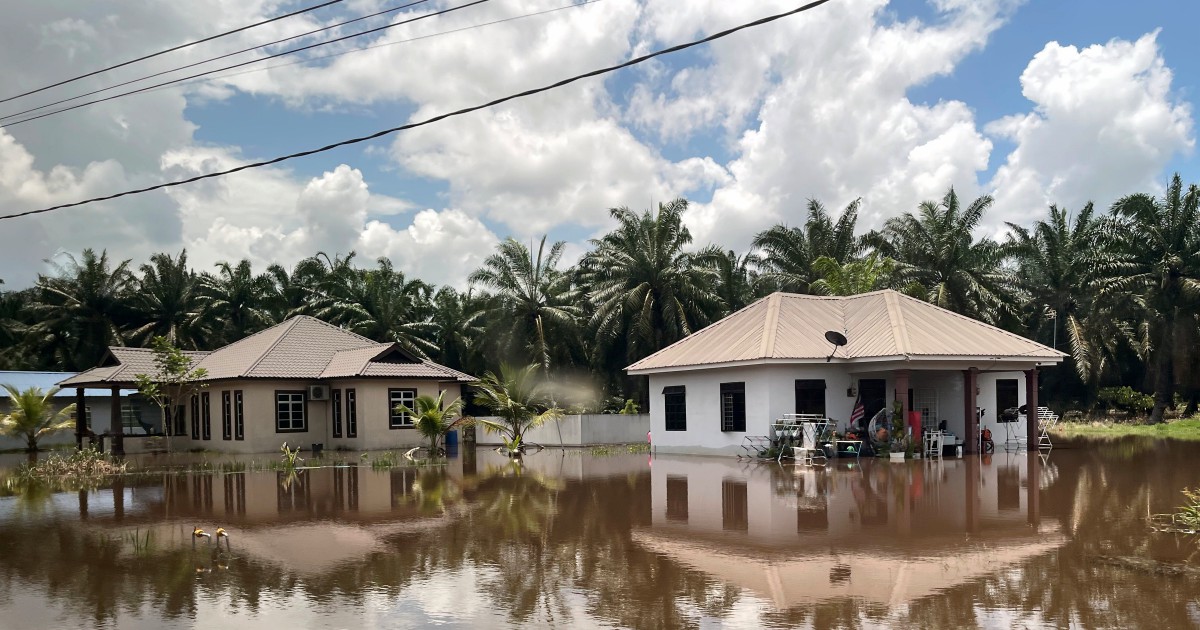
[242,318,304,376]
[759,293,781,358]
[297,314,377,344]
[892,292,1063,355]
[882,291,911,358]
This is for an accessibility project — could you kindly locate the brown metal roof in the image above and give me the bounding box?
[626,290,1065,373]
[59,316,474,387]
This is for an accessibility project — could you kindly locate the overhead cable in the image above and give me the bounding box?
[1,0,488,128]
[0,0,346,105]
[0,0,835,221]
[0,0,434,122]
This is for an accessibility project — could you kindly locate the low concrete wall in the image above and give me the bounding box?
[475,414,650,447]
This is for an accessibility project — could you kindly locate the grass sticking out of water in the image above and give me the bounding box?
[590,443,651,457]
[1052,417,1200,441]
[14,448,127,488]
[1150,487,1200,534]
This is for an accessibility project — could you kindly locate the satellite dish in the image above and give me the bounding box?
[824,330,848,362]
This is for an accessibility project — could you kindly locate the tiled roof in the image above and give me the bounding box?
[59,316,475,385]
[626,290,1066,373]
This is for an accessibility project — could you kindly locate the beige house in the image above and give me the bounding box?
[59,316,475,454]
[627,290,1065,456]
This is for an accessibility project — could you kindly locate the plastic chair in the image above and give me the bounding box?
[923,431,943,458]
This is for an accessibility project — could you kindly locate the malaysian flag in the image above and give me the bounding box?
[849,392,865,429]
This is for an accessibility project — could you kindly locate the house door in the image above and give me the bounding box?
[859,379,886,425]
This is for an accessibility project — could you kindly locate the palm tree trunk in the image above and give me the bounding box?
[25,435,37,452]
[1150,318,1175,424]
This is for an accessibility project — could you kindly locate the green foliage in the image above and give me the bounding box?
[618,399,639,414]
[1,385,76,451]
[1151,487,1200,534]
[1097,386,1155,413]
[473,364,562,454]
[14,447,126,489]
[395,391,467,456]
[279,442,304,471]
[134,335,208,437]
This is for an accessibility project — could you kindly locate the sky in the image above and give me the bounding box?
[0,0,1197,288]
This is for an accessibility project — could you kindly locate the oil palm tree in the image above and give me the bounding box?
[473,363,562,455]
[580,199,718,365]
[129,251,208,349]
[198,259,275,346]
[396,391,467,456]
[753,198,863,293]
[469,236,582,370]
[867,188,1014,325]
[1,385,76,452]
[428,287,485,374]
[32,249,135,369]
[696,247,759,314]
[1106,173,1200,423]
[809,253,896,296]
[316,257,436,357]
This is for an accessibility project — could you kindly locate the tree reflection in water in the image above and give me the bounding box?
[0,443,1197,628]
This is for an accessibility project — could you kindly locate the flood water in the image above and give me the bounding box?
[0,441,1198,629]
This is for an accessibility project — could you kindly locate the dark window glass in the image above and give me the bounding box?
[663,385,687,431]
[720,382,746,432]
[722,479,748,531]
[331,389,343,438]
[173,403,186,436]
[275,391,307,432]
[191,395,200,438]
[221,391,232,440]
[996,379,1020,421]
[201,392,212,440]
[346,389,357,437]
[389,388,417,429]
[666,476,688,522]
[795,379,826,416]
[234,391,244,440]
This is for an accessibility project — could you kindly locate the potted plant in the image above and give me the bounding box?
[888,400,907,461]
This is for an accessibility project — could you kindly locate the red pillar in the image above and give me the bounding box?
[965,455,980,533]
[964,368,979,453]
[110,386,125,457]
[894,369,910,433]
[1025,368,1039,444]
[75,387,86,451]
[1026,449,1041,528]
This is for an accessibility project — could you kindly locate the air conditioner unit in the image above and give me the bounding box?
[308,385,330,401]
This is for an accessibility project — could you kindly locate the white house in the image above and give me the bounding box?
[626,290,1065,456]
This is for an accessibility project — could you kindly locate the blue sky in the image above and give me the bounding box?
[1,0,1197,286]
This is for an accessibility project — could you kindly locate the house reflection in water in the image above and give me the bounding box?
[636,452,1065,609]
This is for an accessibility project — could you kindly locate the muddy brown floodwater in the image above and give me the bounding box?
[0,440,1198,629]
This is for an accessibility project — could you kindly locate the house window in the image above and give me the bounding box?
[720,382,746,432]
[663,386,687,431]
[389,388,417,429]
[794,379,826,416]
[722,479,748,531]
[346,389,357,437]
[275,391,307,433]
[331,389,343,438]
[996,379,1020,419]
[234,391,244,440]
[201,392,212,440]
[666,476,688,522]
[173,403,186,436]
[221,391,232,440]
[190,395,200,438]
[121,402,144,433]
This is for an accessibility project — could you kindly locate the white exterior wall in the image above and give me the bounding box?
[168,380,463,454]
[475,414,650,447]
[649,365,1035,456]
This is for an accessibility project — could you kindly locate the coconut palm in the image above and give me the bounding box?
[316,257,436,357]
[129,251,208,349]
[809,253,896,296]
[395,391,468,456]
[867,188,1014,324]
[1,385,76,452]
[753,198,864,293]
[696,247,760,314]
[32,249,135,370]
[580,199,719,365]
[473,363,562,455]
[1106,174,1200,423]
[469,236,582,370]
[198,259,275,346]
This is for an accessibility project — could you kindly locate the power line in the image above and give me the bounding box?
[0,0,835,222]
[1,0,487,128]
[0,0,346,105]
[0,0,434,123]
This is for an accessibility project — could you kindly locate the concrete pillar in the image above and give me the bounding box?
[1025,368,1039,443]
[963,368,979,453]
[110,386,124,457]
[75,387,86,451]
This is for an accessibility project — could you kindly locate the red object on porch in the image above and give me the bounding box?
[907,410,922,446]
